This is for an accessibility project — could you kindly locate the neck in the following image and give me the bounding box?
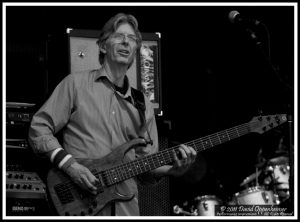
[103,62,128,87]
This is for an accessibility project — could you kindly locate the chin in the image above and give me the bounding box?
[116,57,133,65]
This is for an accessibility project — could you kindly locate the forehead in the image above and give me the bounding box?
[115,23,135,35]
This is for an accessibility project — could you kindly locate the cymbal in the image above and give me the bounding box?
[268,156,289,165]
[240,170,262,187]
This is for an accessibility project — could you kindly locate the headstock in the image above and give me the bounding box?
[249,114,288,134]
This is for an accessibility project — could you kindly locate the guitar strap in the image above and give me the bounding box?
[107,76,153,145]
[131,88,153,145]
[131,88,146,126]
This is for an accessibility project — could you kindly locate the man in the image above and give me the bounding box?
[28,13,196,216]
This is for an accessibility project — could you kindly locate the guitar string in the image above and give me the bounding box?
[99,121,253,183]
[52,121,257,193]
[52,119,278,194]
[52,121,255,194]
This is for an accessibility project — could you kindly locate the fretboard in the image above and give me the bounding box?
[97,122,251,186]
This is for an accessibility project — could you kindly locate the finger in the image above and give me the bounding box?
[85,169,100,184]
[186,146,197,162]
[190,147,197,162]
[179,145,190,164]
[172,149,181,167]
[81,175,97,193]
[184,145,197,163]
[177,147,189,167]
[190,146,197,156]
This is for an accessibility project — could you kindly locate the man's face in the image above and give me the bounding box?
[104,23,138,66]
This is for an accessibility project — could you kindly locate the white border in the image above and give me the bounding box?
[2,2,298,220]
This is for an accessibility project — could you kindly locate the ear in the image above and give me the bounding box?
[99,44,107,54]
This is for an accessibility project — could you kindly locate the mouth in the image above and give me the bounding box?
[117,49,130,56]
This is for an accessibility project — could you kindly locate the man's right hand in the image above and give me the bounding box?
[64,162,99,195]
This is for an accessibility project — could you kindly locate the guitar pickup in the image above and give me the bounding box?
[54,183,75,205]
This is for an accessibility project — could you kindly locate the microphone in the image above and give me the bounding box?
[228,10,260,26]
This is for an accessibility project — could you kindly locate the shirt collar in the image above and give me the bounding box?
[94,68,132,99]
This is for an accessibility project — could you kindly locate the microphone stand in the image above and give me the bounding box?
[248,23,294,210]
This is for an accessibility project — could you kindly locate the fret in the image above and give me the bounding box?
[228,128,239,140]
[104,169,113,186]
[193,139,204,152]
[148,155,156,169]
[210,134,220,146]
[135,159,142,174]
[106,170,113,186]
[117,162,135,182]
[218,131,229,143]
[157,152,168,166]
[152,154,162,168]
[137,158,147,173]
[225,130,231,140]
[149,154,158,169]
[208,136,213,147]
[191,141,197,151]
[98,171,107,186]
[109,168,119,183]
[116,165,126,182]
[126,162,135,178]
[116,166,125,182]
[201,137,212,149]
[235,126,240,137]
[166,149,174,163]
[121,164,130,179]
[216,132,222,144]
[142,158,151,171]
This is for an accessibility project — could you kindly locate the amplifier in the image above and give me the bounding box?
[6,171,42,182]
[7,111,33,123]
[6,170,53,216]
[6,139,29,149]
[6,171,46,199]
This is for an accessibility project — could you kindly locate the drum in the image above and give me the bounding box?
[233,186,279,205]
[264,157,290,201]
[265,164,290,188]
[195,195,222,216]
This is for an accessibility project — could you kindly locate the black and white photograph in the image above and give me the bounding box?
[3,2,297,219]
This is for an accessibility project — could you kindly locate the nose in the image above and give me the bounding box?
[122,35,130,44]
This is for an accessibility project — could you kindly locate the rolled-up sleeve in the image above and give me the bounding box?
[28,74,75,156]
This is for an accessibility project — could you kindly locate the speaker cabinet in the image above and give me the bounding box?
[138,135,171,216]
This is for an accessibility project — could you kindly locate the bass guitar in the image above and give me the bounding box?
[47,114,287,216]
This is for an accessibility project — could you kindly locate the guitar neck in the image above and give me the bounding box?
[95,122,251,186]
[189,122,250,153]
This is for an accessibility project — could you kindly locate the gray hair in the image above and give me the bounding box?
[97,13,142,66]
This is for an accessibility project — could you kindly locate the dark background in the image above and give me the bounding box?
[5,5,295,214]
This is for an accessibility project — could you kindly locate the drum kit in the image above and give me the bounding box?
[173,155,291,216]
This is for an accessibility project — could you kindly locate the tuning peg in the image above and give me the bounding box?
[257,110,263,121]
[275,115,281,124]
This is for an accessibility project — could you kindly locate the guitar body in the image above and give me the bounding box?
[47,139,144,216]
